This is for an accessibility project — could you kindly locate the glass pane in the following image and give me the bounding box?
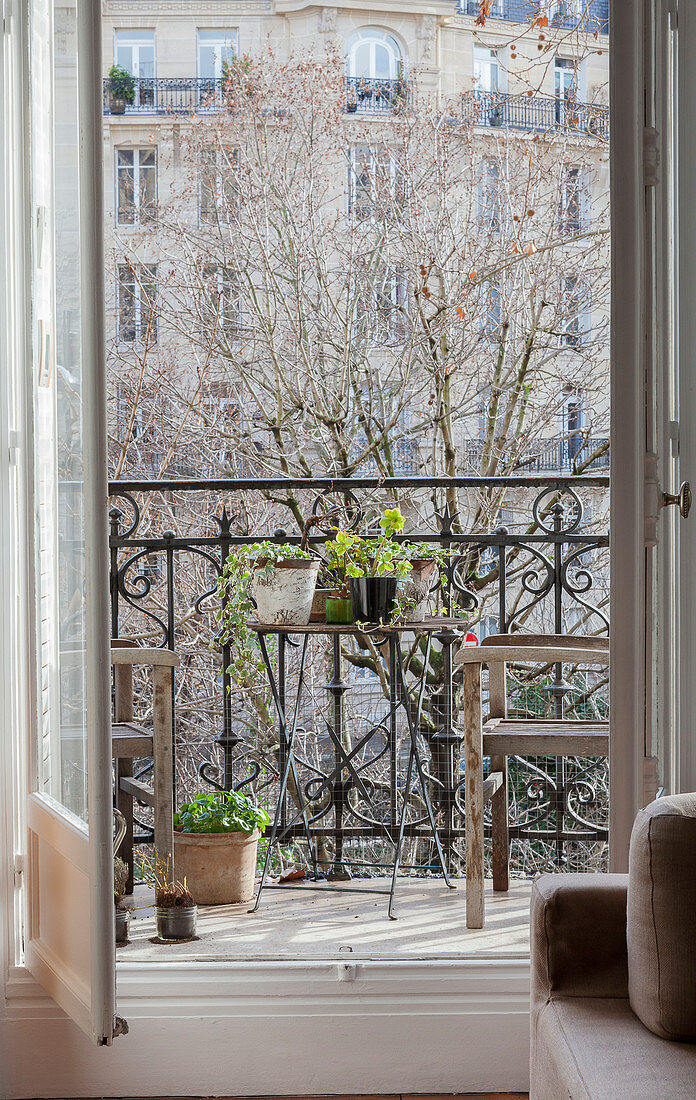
[373,43,391,80]
[353,41,371,78]
[31,1,87,819]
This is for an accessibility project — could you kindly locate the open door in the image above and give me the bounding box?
[610,0,691,866]
[20,0,118,1044]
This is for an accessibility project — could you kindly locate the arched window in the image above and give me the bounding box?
[346,30,403,81]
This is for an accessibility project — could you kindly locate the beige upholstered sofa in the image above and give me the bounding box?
[530,793,696,1099]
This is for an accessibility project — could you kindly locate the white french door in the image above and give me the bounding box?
[12,0,116,1044]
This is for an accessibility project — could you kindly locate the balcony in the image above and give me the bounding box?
[344,77,408,116]
[103,76,226,116]
[462,437,610,474]
[458,0,609,32]
[107,473,610,892]
[464,90,609,140]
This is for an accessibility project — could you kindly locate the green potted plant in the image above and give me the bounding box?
[114,856,130,945]
[323,508,415,623]
[219,541,320,628]
[107,63,136,115]
[173,789,269,905]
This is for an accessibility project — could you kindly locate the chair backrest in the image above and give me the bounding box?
[110,642,178,723]
[483,633,609,655]
[454,633,609,719]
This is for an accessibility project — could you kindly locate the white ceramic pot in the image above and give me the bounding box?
[398,560,438,622]
[251,559,320,626]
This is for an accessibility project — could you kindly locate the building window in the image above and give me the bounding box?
[116,148,156,225]
[201,266,242,338]
[346,30,402,81]
[197,30,238,107]
[198,30,238,79]
[117,264,157,344]
[560,275,585,348]
[474,45,503,93]
[354,268,408,347]
[559,165,582,235]
[477,157,500,230]
[345,30,404,113]
[114,30,155,108]
[480,281,502,341]
[199,146,239,225]
[348,145,403,220]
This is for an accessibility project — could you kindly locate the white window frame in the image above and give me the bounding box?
[115,147,157,226]
[117,264,158,344]
[198,145,239,226]
[347,145,401,220]
[201,265,243,340]
[197,29,239,79]
[473,45,507,94]
[345,29,403,81]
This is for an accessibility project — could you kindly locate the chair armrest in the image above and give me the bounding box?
[531,873,629,1010]
[111,647,178,667]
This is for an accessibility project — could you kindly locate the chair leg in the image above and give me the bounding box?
[491,753,509,892]
[152,666,174,873]
[116,757,135,894]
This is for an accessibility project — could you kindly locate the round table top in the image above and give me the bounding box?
[247,617,467,634]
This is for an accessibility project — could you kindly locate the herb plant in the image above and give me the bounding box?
[174,790,269,835]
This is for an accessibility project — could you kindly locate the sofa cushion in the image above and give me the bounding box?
[532,996,696,1100]
[627,792,696,1041]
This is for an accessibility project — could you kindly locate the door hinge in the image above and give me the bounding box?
[113,1014,129,1040]
[13,853,24,884]
[644,127,660,188]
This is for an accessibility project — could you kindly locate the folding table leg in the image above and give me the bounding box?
[462,662,484,929]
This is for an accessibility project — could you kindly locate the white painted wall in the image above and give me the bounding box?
[2,959,530,1098]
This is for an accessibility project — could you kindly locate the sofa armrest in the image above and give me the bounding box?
[531,873,629,1012]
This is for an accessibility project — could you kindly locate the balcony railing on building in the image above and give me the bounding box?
[462,437,610,473]
[344,77,408,115]
[103,473,610,882]
[465,90,609,140]
[103,76,227,116]
[457,0,609,32]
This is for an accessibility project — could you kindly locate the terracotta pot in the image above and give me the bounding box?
[173,828,261,905]
[398,560,439,622]
[251,559,319,626]
[310,587,332,622]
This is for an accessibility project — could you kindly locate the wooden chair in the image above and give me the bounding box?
[112,643,179,893]
[455,634,609,929]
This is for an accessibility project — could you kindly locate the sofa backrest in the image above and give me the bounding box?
[628,792,696,1041]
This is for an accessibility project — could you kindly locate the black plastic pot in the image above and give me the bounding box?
[155,905,198,942]
[349,576,398,623]
[115,908,130,945]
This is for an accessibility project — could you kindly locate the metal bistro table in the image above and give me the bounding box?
[249,618,465,918]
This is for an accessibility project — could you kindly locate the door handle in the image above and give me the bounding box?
[663,481,692,519]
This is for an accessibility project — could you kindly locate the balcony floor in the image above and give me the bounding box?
[117,878,532,962]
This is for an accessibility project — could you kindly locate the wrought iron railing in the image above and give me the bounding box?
[458,0,609,31]
[103,76,226,115]
[344,77,409,115]
[106,474,610,877]
[465,90,609,140]
[462,437,610,473]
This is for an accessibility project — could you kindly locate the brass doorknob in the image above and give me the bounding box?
[663,481,692,519]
